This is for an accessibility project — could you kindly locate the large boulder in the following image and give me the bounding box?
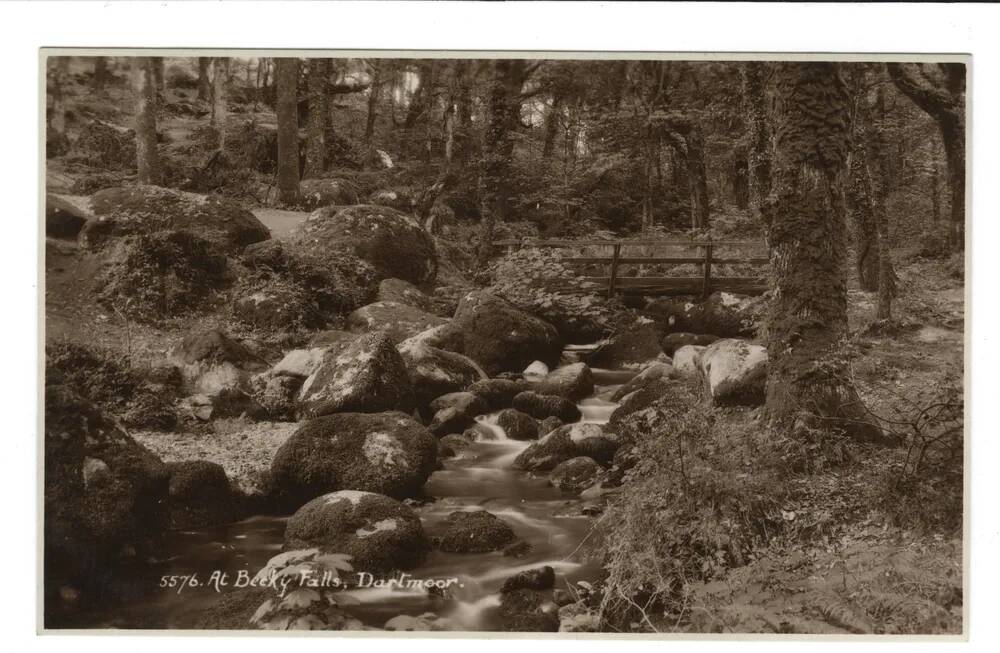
[397,337,485,410]
[444,291,563,375]
[583,322,664,370]
[512,391,582,423]
[46,194,89,239]
[549,457,603,493]
[427,392,489,436]
[433,510,517,553]
[347,301,447,344]
[610,362,679,402]
[270,412,437,502]
[169,330,266,420]
[235,239,379,332]
[44,386,169,598]
[82,185,270,253]
[661,332,721,356]
[284,491,429,571]
[290,204,437,285]
[165,460,236,529]
[696,338,768,406]
[645,291,763,338]
[297,332,415,418]
[673,345,706,377]
[495,409,539,441]
[467,378,529,410]
[533,363,594,401]
[513,423,617,471]
[298,178,359,211]
[378,278,435,312]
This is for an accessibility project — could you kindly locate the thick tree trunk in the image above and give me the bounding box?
[93,57,108,93]
[275,58,301,206]
[542,95,562,159]
[762,63,878,440]
[741,62,773,227]
[132,57,161,185]
[365,61,382,144]
[211,57,228,149]
[305,59,329,178]
[887,62,965,251]
[871,85,898,320]
[197,57,211,102]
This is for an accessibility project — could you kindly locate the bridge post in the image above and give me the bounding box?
[607,243,622,299]
[702,243,713,298]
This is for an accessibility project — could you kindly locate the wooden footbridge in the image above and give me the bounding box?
[494,238,770,298]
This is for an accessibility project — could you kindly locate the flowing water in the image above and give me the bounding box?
[92,363,632,631]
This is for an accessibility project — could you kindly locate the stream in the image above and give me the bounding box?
[93,359,632,631]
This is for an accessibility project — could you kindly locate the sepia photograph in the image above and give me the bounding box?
[40,50,966,636]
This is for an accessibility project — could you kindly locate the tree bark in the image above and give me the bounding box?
[132,57,161,185]
[275,58,301,206]
[887,62,965,250]
[49,58,69,136]
[365,60,382,144]
[741,62,773,227]
[478,59,533,257]
[211,57,228,149]
[151,56,165,94]
[93,57,108,93]
[305,59,329,178]
[542,94,562,159]
[762,63,878,440]
[197,57,212,102]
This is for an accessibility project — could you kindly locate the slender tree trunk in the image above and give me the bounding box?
[197,57,211,102]
[887,63,965,251]
[151,57,165,94]
[365,61,382,144]
[132,57,161,185]
[93,56,108,93]
[762,62,878,440]
[275,58,301,205]
[686,127,710,229]
[542,95,562,159]
[49,58,69,136]
[305,59,329,178]
[742,62,773,228]
[211,57,228,149]
[871,84,898,320]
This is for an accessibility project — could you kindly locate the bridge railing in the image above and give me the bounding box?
[493,238,770,298]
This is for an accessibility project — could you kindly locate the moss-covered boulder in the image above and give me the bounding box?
[284,491,429,571]
[271,412,437,502]
[44,386,169,598]
[397,337,484,412]
[645,291,763,338]
[467,378,530,410]
[661,332,721,355]
[549,457,603,493]
[165,460,236,529]
[368,188,414,212]
[347,301,447,344]
[533,363,594,401]
[610,362,678,402]
[495,409,539,441]
[233,239,378,332]
[378,278,435,312]
[82,185,270,253]
[298,178,360,210]
[438,433,473,458]
[433,510,517,553]
[297,332,415,418]
[426,392,489,436]
[95,229,231,324]
[583,322,664,370]
[498,588,559,632]
[169,329,266,421]
[513,423,617,471]
[448,291,562,375]
[290,204,437,285]
[696,338,768,406]
[512,391,581,423]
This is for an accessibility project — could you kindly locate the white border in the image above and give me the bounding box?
[5,2,998,652]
